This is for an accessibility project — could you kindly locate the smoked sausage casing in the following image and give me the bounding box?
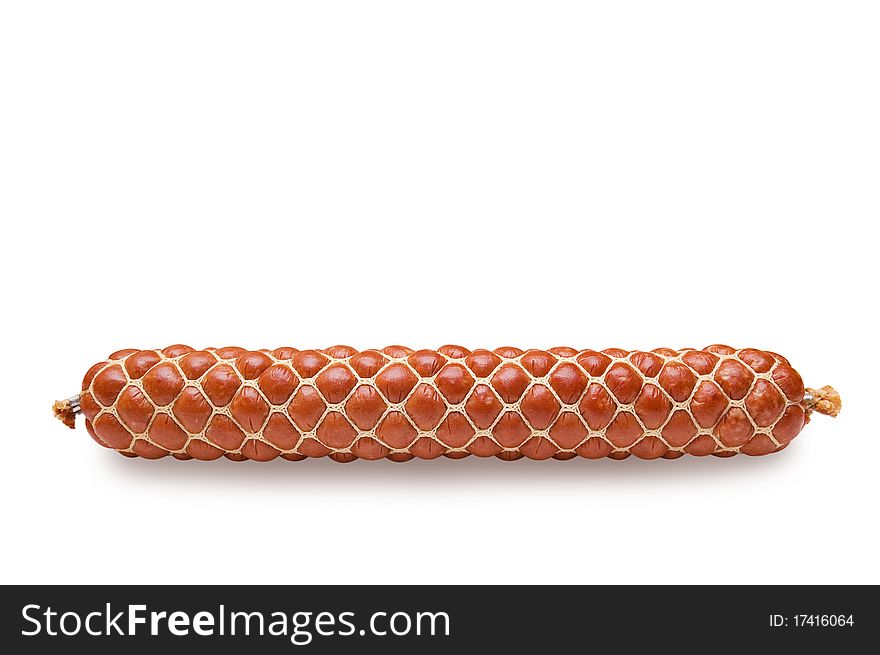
[53,344,841,462]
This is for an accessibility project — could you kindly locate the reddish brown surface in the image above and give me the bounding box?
[78,345,807,461]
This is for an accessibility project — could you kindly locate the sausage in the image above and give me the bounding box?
[53,344,841,462]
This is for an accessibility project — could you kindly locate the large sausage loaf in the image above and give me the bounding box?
[53,344,841,461]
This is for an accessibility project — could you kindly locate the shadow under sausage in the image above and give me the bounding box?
[101,446,802,491]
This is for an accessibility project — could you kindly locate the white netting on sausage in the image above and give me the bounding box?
[78,345,809,461]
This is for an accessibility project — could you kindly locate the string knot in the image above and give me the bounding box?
[804,386,841,418]
[52,395,81,429]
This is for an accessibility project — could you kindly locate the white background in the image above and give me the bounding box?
[1,1,877,585]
